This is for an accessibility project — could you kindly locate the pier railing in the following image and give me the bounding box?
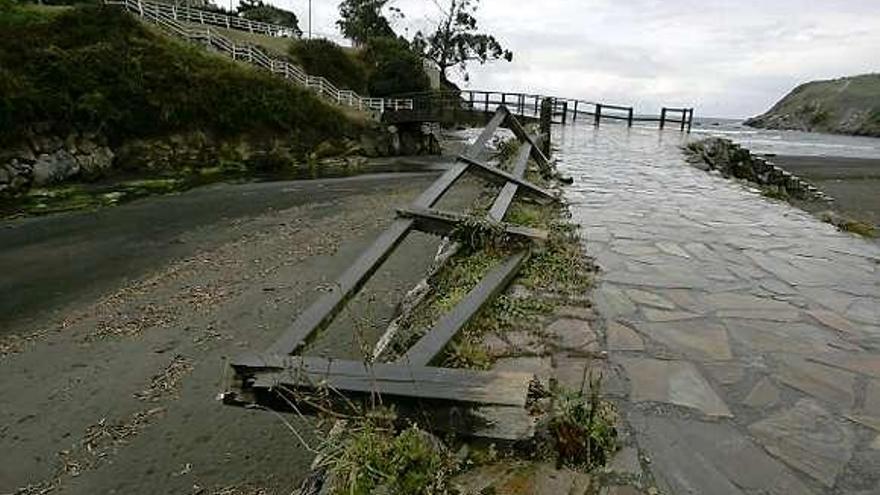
[386,90,694,131]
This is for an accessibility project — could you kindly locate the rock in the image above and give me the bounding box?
[607,321,644,351]
[32,150,79,186]
[547,318,599,352]
[775,355,857,409]
[637,320,732,361]
[625,289,676,310]
[631,412,814,495]
[608,446,641,475]
[618,358,732,417]
[749,399,856,487]
[76,146,115,178]
[554,305,595,320]
[743,378,780,408]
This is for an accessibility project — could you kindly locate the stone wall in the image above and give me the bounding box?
[0,132,115,197]
[684,137,830,202]
[0,123,439,199]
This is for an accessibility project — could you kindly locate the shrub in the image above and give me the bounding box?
[361,37,430,97]
[289,38,368,94]
[0,5,356,153]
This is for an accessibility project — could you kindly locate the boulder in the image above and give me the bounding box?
[32,150,79,186]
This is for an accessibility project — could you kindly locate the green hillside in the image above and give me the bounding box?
[0,1,356,151]
[745,74,880,137]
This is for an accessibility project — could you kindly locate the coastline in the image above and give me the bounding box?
[772,154,880,228]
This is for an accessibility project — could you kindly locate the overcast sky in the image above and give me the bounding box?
[262,0,879,118]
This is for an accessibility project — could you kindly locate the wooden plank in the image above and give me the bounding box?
[458,154,557,202]
[265,218,414,355]
[502,109,553,175]
[488,143,531,222]
[399,251,529,366]
[397,206,547,243]
[247,356,534,408]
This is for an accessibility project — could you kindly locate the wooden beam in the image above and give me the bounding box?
[265,218,414,355]
[488,143,531,222]
[457,154,558,202]
[243,356,534,408]
[397,206,548,243]
[499,107,554,177]
[399,251,529,366]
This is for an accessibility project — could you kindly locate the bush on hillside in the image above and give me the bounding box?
[237,0,301,35]
[288,38,368,94]
[361,37,430,97]
[0,4,355,152]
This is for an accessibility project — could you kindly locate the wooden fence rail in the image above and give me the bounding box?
[106,0,413,114]
[386,91,695,131]
[226,106,558,441]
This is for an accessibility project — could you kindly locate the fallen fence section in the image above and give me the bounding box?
[225,105,559,441]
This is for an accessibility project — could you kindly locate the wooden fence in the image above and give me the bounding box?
[224,106,558,441]
[387,90,695,131]
[106,0,413,113]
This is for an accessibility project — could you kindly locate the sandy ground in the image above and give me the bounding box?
[0,170,483,494]
[773,155,880,227]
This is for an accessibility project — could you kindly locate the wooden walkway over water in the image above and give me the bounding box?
[386,90,695,131]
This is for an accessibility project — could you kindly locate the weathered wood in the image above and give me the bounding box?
[397,206,547,243]
[399,251,529,366]
[265,108,511,355]
[246,356,534,408]
[488,143,531,222]
[501,108,553,176]
[457,154,557,202]
[660,107,667,129]
[265,218,414,355]
[594,103,603,126]
[627,107,634,127]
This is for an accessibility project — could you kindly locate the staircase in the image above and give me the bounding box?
[106,0,413,114]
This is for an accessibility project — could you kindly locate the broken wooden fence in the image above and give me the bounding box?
[225,105,559,441]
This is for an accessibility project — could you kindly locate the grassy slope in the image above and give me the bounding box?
[745,73,880,137]
[0,3,358,153]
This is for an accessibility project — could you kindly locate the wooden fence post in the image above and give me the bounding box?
[660,107,667,130]
[539,98,553,158]
[627,107,634,127]
[573,101,579,122]
[594,103,602,126]
[680,110,687,132]
[687,108,694,132]
[561,101,568,124]
[485,92,490,113]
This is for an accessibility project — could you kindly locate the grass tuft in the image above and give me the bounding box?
[325,422,460,495]
[549,376,618,470]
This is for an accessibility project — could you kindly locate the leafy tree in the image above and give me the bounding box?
[412,0,511,83]
[361,37,430,97]
[336,0,399,45]
[237,0,302,35]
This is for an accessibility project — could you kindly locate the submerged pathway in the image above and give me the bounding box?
[558,124,880,494]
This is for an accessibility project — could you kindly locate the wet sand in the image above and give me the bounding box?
[772,154,880,227]
[0,171,483,494]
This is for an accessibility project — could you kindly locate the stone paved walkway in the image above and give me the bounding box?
[557,124,880,494]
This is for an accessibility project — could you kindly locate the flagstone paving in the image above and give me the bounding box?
[556,124,880,494]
